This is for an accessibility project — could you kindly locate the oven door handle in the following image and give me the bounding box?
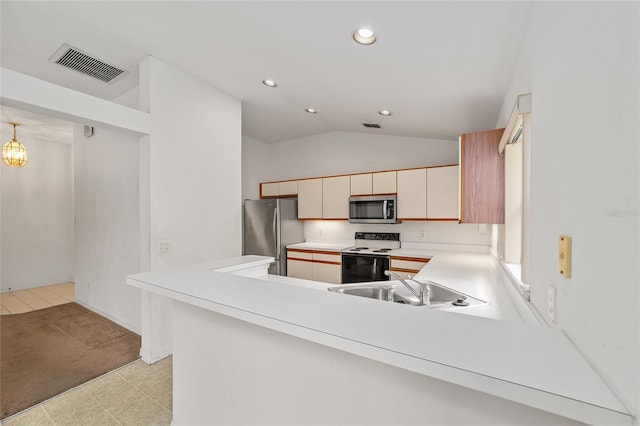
[383,200,388,220]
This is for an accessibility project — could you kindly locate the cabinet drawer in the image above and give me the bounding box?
[312,252,341,264]
[287,249,313,260]
[390,257,430,272]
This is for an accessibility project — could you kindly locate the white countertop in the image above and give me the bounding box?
[286,241,354,252]
[127,252,631,425]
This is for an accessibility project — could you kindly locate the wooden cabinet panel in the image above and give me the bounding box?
[350,173,373,195]
[427,165,459,220]
[322,176,350,219]
[460,129,505,224]
[373,171,397,194]
[287,259,314,280]
[279,180,298,196]
[261,182,279,197]
[298,178,323,219]
[397,168,427,220]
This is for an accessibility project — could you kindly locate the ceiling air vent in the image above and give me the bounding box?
[362,123,382,129]
[49,44,128,84]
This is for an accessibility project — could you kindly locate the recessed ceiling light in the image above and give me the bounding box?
[305,108,317,114]
[378,110,392,116]
[262,79,278,87]
[353,28,377,45]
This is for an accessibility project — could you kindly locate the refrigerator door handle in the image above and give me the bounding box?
[273,207,279,261]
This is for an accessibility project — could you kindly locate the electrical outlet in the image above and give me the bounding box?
[548,286,557,323]
[159,240,171,252]
[420,231,427,241]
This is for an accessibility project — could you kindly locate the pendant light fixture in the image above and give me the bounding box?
[3,122,28,167]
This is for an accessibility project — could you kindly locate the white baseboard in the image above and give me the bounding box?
[139,345,173,365]
[74,299,141,335]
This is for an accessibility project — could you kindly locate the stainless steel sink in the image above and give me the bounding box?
[328,280,485,308]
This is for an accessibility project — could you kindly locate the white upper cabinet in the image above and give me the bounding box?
[322,176,350,219]
[351,171,396,195]
[261,182,279,197]
[350,173,373,195]
[397,168,427,219]
[260,180,298,197]
[264,166,457,222]
[427,165,459,219]
[298,178,323,219]
[279,180,298,196]
[372,171,397,194]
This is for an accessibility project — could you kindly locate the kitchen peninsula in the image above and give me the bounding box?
[127,251,631,426]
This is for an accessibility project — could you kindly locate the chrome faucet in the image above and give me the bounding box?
[384,270,431,305]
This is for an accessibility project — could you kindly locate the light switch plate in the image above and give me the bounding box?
[558,235,571,278]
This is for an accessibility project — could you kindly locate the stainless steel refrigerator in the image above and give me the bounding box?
[243,199,304,276]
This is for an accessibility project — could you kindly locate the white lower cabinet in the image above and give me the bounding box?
[287,259,314,280]
[312,262,341,284]
[287,249,342,284]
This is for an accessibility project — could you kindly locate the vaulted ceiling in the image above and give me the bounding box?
[0,1,531,143]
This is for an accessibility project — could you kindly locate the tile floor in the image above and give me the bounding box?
[0,283,75,315]
[2,357,173,425]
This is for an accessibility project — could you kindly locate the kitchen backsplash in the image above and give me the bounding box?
[304,221,491,246]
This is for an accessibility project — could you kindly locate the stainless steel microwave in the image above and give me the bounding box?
[348,195,397,224]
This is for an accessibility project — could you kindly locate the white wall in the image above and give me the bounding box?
[304,221,490,247]
[496,2,639,419]
[242,134,272,200]
[138,57,242,361]
[264,131,458,182]
[73,122,141,332]
[1,138,73,291]
[140,57,242,271]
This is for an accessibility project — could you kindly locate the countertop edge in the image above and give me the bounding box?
[127,269,631,426]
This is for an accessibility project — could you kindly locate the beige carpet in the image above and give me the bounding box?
[0,302,141,419]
